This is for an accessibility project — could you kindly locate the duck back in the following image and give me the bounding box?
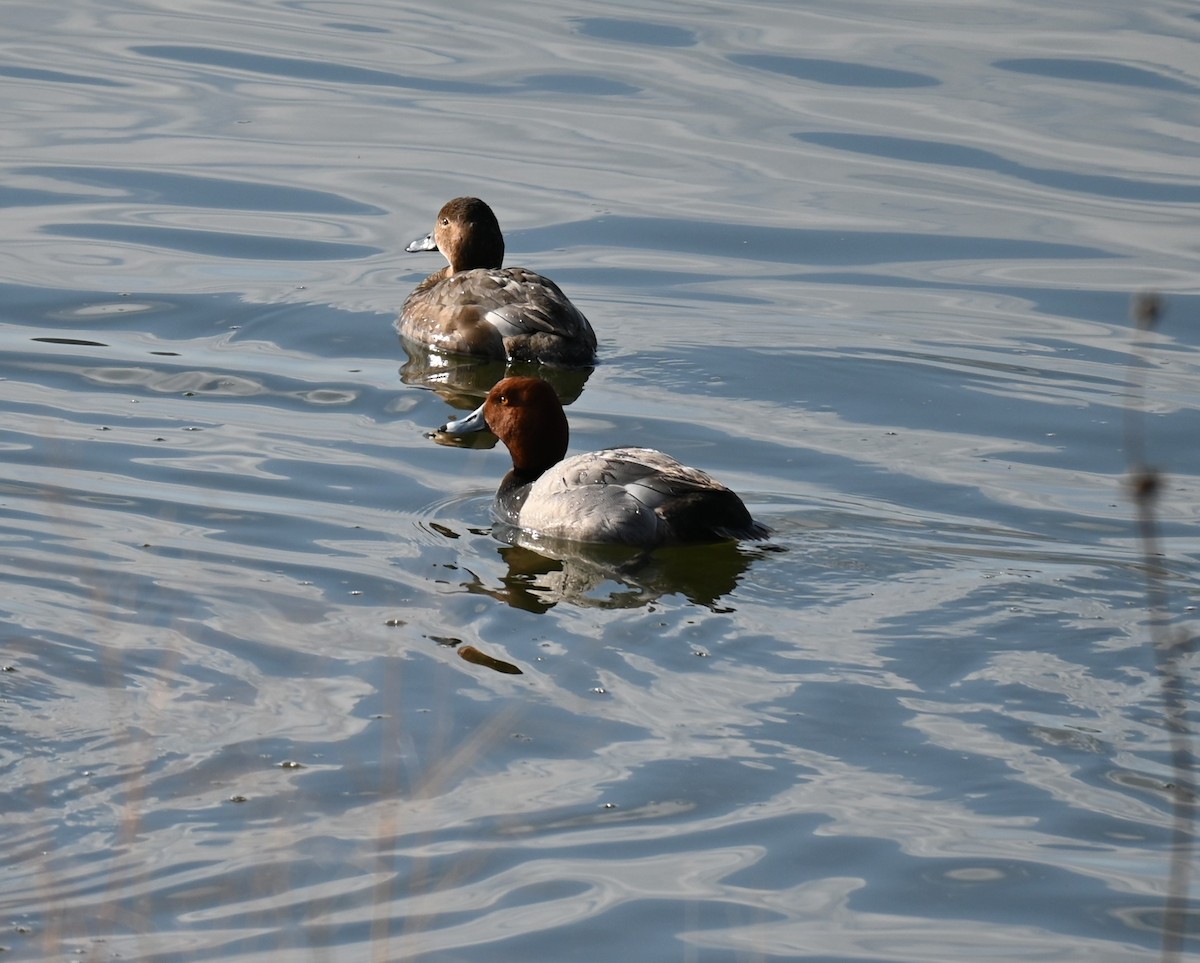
[514,448,766,545]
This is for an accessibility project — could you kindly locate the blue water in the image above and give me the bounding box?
[1,1,1198,960]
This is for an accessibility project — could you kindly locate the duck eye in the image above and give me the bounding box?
[440,217,450,226]
[497,394,508,405]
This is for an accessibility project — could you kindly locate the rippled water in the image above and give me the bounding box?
[2,0,1198,960]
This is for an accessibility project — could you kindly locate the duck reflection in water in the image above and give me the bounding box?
[452,526,773,614]
[441,535,770,676]
[401,339,591,448]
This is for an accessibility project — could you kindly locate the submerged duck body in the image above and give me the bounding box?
[399,197,597,366]
[441,377,770,546]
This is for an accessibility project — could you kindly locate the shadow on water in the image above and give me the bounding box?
[1124,294,1197,963]
[458,525,778,616]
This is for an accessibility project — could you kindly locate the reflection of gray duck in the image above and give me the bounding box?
[487,538,761,611]
[399,197,597,366]
[441,376,770,546]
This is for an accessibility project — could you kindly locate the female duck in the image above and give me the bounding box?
[400,197,597,366]
[440,376,770,546]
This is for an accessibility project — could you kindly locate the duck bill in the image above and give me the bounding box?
[439,401,489,435]
[404,231,438,254]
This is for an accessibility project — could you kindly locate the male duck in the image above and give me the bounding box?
[399,197,597,366]
[440,376,770,546]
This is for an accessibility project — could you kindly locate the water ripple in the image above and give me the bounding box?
[994,57,1198,93]
[730,53,940,88]
[796,132,1200,203]
[17,165,386,215]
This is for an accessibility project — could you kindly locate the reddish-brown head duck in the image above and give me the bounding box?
[440,376,770,546]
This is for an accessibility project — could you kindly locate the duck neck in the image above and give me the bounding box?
[506,406,568,479]
[453,233,504,272]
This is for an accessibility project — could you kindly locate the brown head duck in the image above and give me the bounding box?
[399,197,597,366]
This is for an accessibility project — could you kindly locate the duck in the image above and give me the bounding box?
[399,197,597,366]
[439,376,770,546]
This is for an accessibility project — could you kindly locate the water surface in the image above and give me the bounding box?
[1,0,1198,960]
